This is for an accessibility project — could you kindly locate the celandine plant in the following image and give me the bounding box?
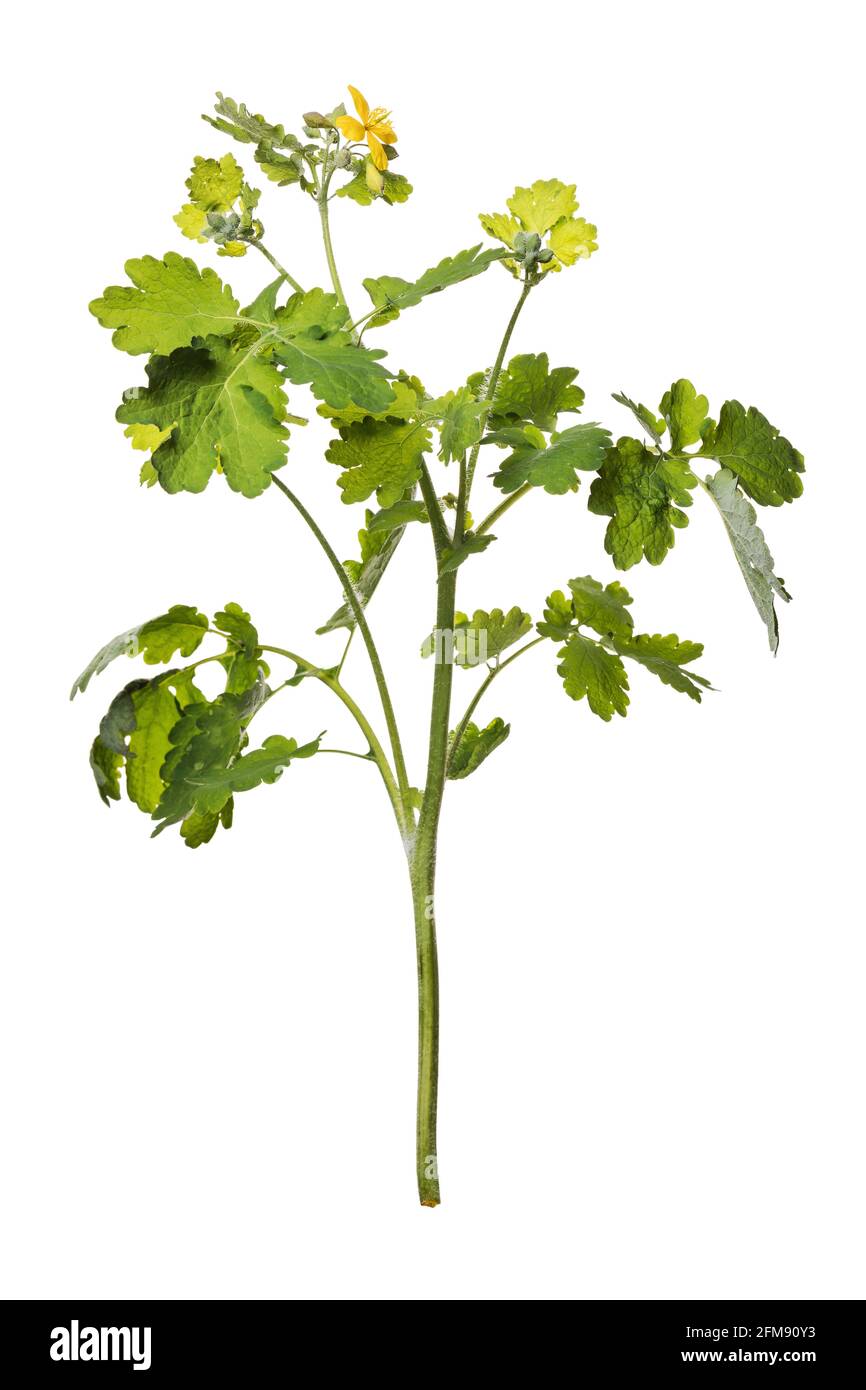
[74,87,805,1206]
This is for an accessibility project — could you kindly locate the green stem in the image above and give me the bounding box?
[447,635,546,776]
[260,644,404,830]
[411,566,458,1205]
[317,147,353,320]
[270,475,413,828]
[475,482,532,536]
[463,280,533,509]
[250,241,304,295]
[417,462,451,554]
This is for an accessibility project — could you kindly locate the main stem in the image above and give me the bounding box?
[411,566,457,1206]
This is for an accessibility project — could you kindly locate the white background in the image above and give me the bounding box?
[2,0,863,1299]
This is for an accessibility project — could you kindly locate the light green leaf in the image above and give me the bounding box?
[276,288,349,336]
[612,632,711,702]
[362,246,507,323]
[588,437,698,568]
[556,635,629,721]
[427,387,488,462]
[186,153,244,211]
[90,253,241,356]
[116,332,289,496]
[71,605,208,698]
[187,732,322,794]
[327,418,431,506]
[535,588,575,641]
[507,179,578,234]
[127,680,183,813]
[492,422,612,495]
[699,400,805,506]
[174,205,208,243]
[704,467,791,653]
[484,352,584,432]
[316,375,421,427]
[478,211,521,247]
[547,217,598,264]
[255,143,303,186]
[137,605,210,662]
[660,379,709,452]
[447,718,511,780]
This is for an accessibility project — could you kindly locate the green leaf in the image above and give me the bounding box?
[447,718,511,780]
[203,93,299,150]
[699,400,805,506]
[507,180,578,234]
[611,391,665,445]
[317,510,407,634]
[255,143,303,186]
[704,467,791,653]
[137,605,210,662]
[438,532,497,576]
[337,163,413,206]
[660,378,709,452]
[492,422,612,495]
[327,418,431,507]
[423,607,532,667]
[212,602,258,655]
[362,246,507,323]
[90,253,241,356]
[186,732,322,794]
[428,387,488,463]
[117,332,289,497]
[97,680,145,756]
[485,353,584,432]
[151,690,259,835]
[588,437,698,568]
[612,633,711,702]
[241,275,286,323]
[126,679,183,813]
[367,499,428,533]
[535,588,575,641]
[565,576,634,639]
[89,738,122,805]
[556,635,629,721]
[71,605,208,698]
[272,331,395,414]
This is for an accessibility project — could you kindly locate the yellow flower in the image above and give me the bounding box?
[336,85,397,171]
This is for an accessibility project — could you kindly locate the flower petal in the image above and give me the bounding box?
[336,115,366,142]
[367,118,397,143]
[366,130,389,170]
[347,85,370,124]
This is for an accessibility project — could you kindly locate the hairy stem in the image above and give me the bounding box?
[412,566,459,1205]
[270,476,413,828]
[317,147,353,321]
[463,280,533,509]
[260,644,404,830]
[476,481,532,536]
[250,241,304,295]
